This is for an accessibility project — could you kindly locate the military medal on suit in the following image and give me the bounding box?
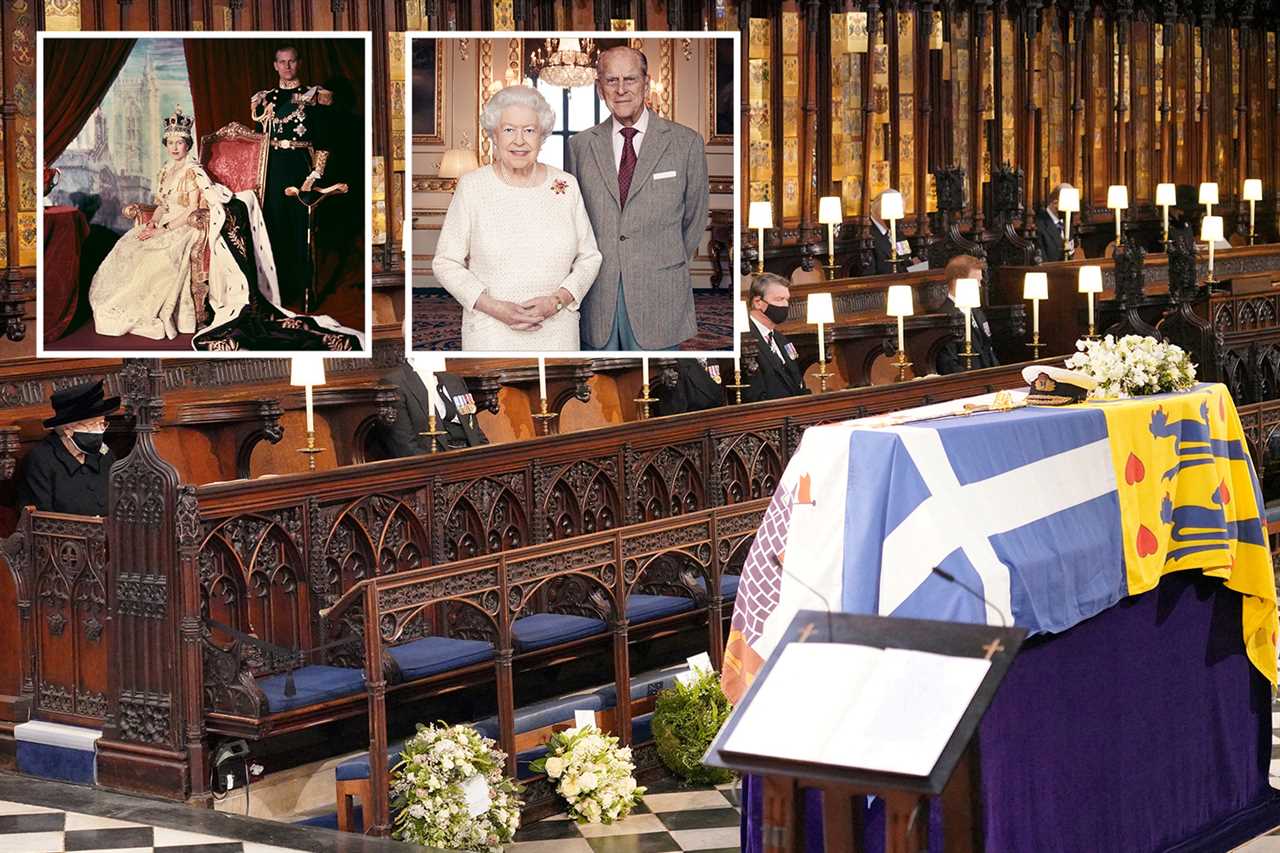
[251,83,332,308]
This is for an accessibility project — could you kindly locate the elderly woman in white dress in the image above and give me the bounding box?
[432,85,602,351]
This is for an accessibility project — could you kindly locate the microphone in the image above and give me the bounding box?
[930,566,1009,628]
[770,552,834,643]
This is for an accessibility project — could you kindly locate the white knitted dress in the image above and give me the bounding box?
[432,164,602,351]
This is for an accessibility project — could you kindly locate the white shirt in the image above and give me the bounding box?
[611,108,651,172]
[750,316,785,362]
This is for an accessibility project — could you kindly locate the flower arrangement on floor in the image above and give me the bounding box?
[390,722,522,852]
[529,724,645,824]
[652,667,735,785]
[1064,334,1197,398]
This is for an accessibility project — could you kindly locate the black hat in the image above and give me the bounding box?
[1021,365,1096,406]
[43,380,121,429]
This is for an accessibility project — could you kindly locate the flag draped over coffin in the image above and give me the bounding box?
[721,384,1276,704]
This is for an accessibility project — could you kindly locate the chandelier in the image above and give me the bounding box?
[530,37,597,88]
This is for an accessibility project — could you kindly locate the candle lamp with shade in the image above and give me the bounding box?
[438,149,480,186]
[1078,265,1103,339]
[1058,186,1080,259]
[728,300,751,404]
[1023,272,1049,356]
[1201,215,1224,285]
[953,278,981,369]
[290,355,326,469]
[1106,185,1128,244]
[1243,179,1263,245]
[1156,183,1177,247]
[748,201,773,273]
[818,196,843,280]
[1199,182,1218,216]
[881,190,905,267]
[807,292,835,391]
[886,284,914,382]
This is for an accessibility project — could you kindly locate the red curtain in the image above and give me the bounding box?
[43,38,136,163]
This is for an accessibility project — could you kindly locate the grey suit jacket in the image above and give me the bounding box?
[568,112,710,350]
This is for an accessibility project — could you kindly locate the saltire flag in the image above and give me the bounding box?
[722,384,1276,705]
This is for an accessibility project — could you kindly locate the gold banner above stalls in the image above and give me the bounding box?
[743,4,1280,243]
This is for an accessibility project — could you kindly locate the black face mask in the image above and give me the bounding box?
[71,432,104,455]
[760,302,790,325]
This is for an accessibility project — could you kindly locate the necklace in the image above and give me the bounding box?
[496,160,541,188]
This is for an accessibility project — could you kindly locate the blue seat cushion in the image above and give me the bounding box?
[593,663,689,707]
[472,687,605,741]
[694,574,741,599]
[386,636,494,681]
[512,613,606,651]
[336,739,406,782]
[257,665,365,714]
[626,593,696,623]
[632,712,655,745]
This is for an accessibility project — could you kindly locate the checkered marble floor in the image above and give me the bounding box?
[505,778,741,853]
[0,800,305,853]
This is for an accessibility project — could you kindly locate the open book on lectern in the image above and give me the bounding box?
[706,610,1026,794]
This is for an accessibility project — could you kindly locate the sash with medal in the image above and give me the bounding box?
[452,392,477,418]
[783,342,799,361]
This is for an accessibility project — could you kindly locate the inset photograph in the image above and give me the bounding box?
[39,33,371,356]
[408,32,738,355]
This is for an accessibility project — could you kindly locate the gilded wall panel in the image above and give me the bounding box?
[781,11,801,220]
[1000,15,1015,167]
[1133,19,1152,200]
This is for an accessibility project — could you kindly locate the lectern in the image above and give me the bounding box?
[705,611,1025,853]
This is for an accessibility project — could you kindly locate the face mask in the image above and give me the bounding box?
[71,432,104,455]
[761,302,790,325]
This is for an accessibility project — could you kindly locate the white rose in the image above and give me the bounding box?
[544,756,565,778]
[562,776,580,798]
[579,771,598,791]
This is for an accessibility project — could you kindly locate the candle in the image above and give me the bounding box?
[733,299,749,377]
[1243,179,1263,240]
[1107,185,1128,243]
[748,201,773,272]
[897,314,905,353]
[305,384,314,433]
[885,284,913,355]
[1201,215,1224,279]
[818,197,842,266]
[1078,266,1103,332]
[1023,272,1049,338]
[1155,183,1176,242]
[642,357,649,388]
[881,191,904,261]
[827,224,835,262]
[1057,186,1079,251]
[806,292,834,364]
[1088,293,1095,328]
[1198,181,1218,215]
[537,356,547,401]
[290,356,326,435]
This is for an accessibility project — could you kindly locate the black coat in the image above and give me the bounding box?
[372,364,488,458]
[936,300,999,375]
[17,433,114,516]
[743,322,808,402]
[871,225,894,275]
[1035,208,1066,263]
[656,360,727,416]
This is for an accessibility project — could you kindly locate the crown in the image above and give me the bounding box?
[162,107,194,141]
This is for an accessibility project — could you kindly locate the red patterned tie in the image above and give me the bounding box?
[617,126,639,207]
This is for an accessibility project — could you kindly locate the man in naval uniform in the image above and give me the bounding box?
[251,45,333,310]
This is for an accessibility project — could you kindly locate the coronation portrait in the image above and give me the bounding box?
[38,33,372,356]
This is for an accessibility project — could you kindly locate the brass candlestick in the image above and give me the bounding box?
[417,413,447,453]
[821,262,841,281]
[297,430,325,470]
[1026,332,1045,357]
[531,397,558,436]
[726,368,748,405]
[634,383,657,420]
[813,359,832,393]
[893,349,912,383]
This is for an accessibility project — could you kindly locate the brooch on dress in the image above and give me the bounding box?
[551,179,567,195]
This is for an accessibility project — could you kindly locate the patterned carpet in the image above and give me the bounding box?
[411,289,734,352]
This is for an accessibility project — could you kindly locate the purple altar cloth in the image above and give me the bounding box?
[741,572,1280,853]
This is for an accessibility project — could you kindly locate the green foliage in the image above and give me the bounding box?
[651,669,735,785]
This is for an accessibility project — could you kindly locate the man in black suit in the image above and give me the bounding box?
[372,362,488,457]
[1034,183,1075,263]
[743,273,808,402]
[655,359,727,416]
[935,255,999,375]
[858,188,921,276]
